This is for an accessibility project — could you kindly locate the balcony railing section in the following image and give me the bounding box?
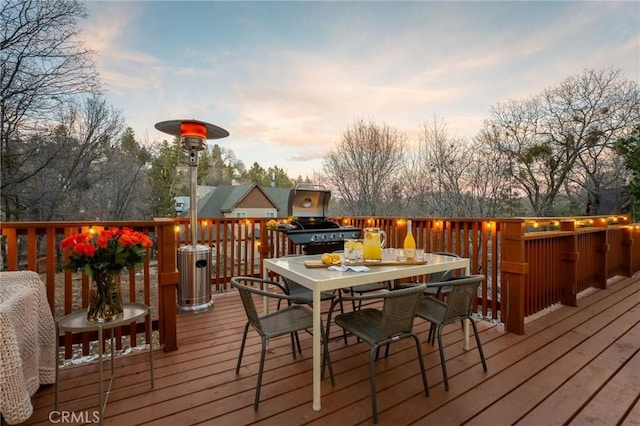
[500,216,638,333]
[2,215,639,356]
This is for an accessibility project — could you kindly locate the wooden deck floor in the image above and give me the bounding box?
[23,274,640,425]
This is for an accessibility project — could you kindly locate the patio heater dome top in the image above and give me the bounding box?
[154,119,230,140]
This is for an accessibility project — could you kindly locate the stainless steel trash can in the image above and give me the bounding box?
[177,244,213,313]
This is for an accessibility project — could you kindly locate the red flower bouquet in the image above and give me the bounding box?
[60,227,153,322]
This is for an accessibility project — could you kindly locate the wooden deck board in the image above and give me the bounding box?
[21,275,640,425]
[568,347,640,425]
[469,289,640,425]
[621,398,640,426]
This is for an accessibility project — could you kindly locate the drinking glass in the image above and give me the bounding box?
[396,248,407,262]
[344,239,364,264]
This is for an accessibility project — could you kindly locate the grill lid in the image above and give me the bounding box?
[288,183,331,219]
[278,184,361,248]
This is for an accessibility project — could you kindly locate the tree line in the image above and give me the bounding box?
[2,0,639,222]
[0,0,304,221]
[323,68,639,219]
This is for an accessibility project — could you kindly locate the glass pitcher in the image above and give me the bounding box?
[363,227,387,262]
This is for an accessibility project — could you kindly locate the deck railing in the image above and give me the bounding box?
[2,215,638,355]
[1,219,180,356]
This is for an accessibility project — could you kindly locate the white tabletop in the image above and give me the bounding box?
[263,251,470,292]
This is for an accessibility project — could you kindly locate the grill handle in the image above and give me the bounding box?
[294,183,327,191]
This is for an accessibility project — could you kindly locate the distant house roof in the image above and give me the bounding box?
[179,184,290,218]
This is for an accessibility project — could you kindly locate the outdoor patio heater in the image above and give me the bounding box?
[155,119,229,313]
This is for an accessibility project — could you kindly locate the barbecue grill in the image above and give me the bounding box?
[279,184,360,254]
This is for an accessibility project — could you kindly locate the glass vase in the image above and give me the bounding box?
[87,270,123,322]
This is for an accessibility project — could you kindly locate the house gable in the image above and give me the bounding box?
[222,184,282,218]
[235,186,277,209]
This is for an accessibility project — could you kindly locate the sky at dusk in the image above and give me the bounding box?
[81,1,640,179]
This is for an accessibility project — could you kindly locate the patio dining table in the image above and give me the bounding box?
[262,251,470,411]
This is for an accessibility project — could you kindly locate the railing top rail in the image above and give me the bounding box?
[1,220,175,238]
[1,219,173,229]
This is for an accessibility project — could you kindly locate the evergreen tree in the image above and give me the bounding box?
[146,138,184,217]
[615,125,640,220]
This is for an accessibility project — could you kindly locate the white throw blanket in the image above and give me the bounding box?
[0,271,56,424]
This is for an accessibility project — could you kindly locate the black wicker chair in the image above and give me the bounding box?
[232,276,335,410]
[397,252,463,342]
[324,284,429,423]
[415,274,488,391]
[423,252,463,297]
[397,251,462,296]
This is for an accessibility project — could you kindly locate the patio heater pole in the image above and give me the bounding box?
[154,119,229,313]
[184,135,203,247]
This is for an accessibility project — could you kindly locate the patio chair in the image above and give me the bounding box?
[324,284,429,423]
[341,281,393,309]
[231,276,335,410]
[397,251,462,343]
[277,254,336,307]
[415,274,488,391]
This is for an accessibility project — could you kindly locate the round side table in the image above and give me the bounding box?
[55,303,154,422]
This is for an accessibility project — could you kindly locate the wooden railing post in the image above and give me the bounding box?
[4,228,18,271]
[593,220,609,289]
[155,219,179,352]
[559,221,578,306]
[621,227,634,277]
[501,220,528,334]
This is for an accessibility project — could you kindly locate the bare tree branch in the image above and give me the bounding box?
[322,119,405,216]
